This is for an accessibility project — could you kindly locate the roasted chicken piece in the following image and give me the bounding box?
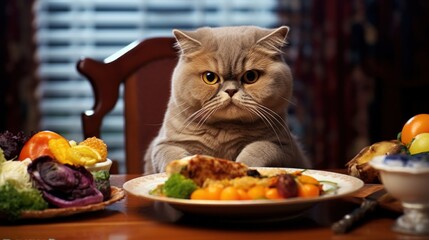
[166,154,248,186]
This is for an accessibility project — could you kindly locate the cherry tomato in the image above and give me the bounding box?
[190,188,208,200]
[401,114,429,145]
[297,175,319,185]
[409,133,429,155]
[237,189,251,200]
[298,184,320,198]
[18,130,65,160]
[247,185,266,200]
[206,186,222,200]
[220,187,240,200]
[265,188,282,200]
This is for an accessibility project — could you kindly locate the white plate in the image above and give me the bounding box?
[123,168,364,219]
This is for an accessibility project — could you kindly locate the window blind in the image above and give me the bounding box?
[34,0,278,173]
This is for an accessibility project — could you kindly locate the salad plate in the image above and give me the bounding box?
[15,187,125,219]
[123,168,364,219]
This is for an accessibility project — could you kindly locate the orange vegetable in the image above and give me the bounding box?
[189,173,324,201]
[206,186,222,200]
[247,185,266,200]
[297,175,319,185]
[265,188,282,200]
[297,183,320,198]
[18,131,66,160]
[220,186,240,200]
[237,189,251,200]
[190,188,208,200]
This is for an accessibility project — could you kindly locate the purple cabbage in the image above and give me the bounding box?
[27,156,103,208]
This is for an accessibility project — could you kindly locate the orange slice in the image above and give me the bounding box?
[48,138,73,165]
[79,137,108,160]
[68,145,102,166]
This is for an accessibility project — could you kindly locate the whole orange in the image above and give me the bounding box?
[401,114,429,145]
[18,130,65,160]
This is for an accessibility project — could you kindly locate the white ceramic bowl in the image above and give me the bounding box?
[85,158,112,172]
[370,155,429,235]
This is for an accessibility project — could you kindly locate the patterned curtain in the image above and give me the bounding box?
[0,0,40,133]
[279,0,429,168]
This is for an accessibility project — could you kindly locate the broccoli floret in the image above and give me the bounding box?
[0,181,48,220]
[162,173,197,199]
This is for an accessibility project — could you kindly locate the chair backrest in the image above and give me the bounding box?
[77,37,178,174]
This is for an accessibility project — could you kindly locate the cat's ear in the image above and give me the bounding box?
[256,26,289,54]
[173,29,202,55]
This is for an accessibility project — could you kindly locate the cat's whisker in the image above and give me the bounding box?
[256,104,289,131]
[179,108,208,134]
[178,100,220,133]
[240,97,289,136]
[255,104,293,141]
[197,100,221,122]
[280,96,296,106]
[240,97,295,155]
[165,104,191,123]
[255,104,299,157]
[244,105,283,147]
[193,101,222,129]
[195,108,212,129]
[196,103,221,130]
[178,105,209,134]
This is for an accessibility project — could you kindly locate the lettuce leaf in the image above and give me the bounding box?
[0,181,48,220]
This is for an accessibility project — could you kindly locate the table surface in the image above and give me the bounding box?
[0,174,426,239]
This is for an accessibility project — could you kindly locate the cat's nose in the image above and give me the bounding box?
[225,89,238,97]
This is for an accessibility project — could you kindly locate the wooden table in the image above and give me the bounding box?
[0,174,426,239]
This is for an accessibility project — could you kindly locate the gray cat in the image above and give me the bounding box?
[144,26,311,174]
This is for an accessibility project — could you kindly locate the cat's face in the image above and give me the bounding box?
[171,26,293,124]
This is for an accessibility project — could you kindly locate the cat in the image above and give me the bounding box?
[144,26,311,174]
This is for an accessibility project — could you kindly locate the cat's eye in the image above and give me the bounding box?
[201,71,219,85]
[241,70,259,84]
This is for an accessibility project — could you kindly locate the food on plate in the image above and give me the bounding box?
[190,170,325,200]
[166,155,249,186]
[151,155,336,200]
[346,140,404,183]
[162,173,198,199]
[0,130,112,220]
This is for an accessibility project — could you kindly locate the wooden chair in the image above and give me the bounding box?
[77,37,178,174]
